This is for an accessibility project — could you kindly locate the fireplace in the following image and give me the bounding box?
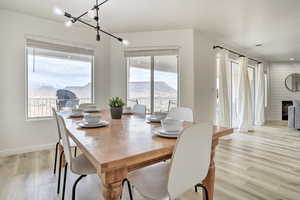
[282,101,293,120]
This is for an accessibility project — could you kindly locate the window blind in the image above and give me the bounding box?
[26,39,94,56]
[125,48,179,57]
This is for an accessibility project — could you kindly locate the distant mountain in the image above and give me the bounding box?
[128,81,176,98]
[65,83,91,98]
[29,81,176,99]
[29,83,91,98]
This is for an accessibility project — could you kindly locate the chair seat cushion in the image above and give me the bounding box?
[71,154,96,175]
[128,162,170,200]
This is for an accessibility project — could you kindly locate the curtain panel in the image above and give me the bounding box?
[216,49,230,127]
[255,63,265,125]
[237,57,253,132]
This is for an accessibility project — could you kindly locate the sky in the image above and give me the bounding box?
[28,55,92,89]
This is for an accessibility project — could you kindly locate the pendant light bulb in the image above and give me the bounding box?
[53,7,64,16]
[122,40,129,46]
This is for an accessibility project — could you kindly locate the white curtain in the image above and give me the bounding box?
[237,57,253,132]
[255,63,265,125]
[216,49,230,127]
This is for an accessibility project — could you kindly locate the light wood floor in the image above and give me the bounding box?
[1,123,300,200]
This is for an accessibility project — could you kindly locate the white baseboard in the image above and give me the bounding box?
[0,143,56,157]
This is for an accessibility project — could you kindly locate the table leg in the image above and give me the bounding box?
[99,167,128,200]
[202,138,219,200]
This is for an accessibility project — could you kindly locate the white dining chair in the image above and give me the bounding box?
[52,108,77,195]
[132,104,146,115]
[124,123,213,200]
[167,107,194,122]
[79,103,95,109]
[56,114,97,200]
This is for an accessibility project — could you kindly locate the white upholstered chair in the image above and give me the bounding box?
[132,104,147,115]
[52,108,78,195]
[124,123,213,200]
[56,114,97,200]
[167,107,194,122]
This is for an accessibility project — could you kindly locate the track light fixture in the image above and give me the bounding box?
[53,0,129,45]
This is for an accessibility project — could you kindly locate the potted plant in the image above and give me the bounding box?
[109,97,125,119]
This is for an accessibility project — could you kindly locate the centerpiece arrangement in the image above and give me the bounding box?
[109,97,125,119]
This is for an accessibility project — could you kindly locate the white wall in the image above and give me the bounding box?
[268,62,300,120]
[110,29,195,109]
[193,30,216,122]
[0,9,111,156]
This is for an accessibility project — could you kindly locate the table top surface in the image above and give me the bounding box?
[62,110,234,172]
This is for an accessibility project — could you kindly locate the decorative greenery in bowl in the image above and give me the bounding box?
[109,97,125,108]
[109,97,125,119]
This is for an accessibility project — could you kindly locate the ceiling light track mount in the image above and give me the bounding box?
[54,0,128,45]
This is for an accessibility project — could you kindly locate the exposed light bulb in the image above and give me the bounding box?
[53,7,64,16]
[88,9,95,18]
[122,40,129,46]
[65,20,73,27]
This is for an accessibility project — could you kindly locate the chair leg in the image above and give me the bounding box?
[195,183,209,200]
[72,175,87,200]
[62,163,68,200]
[194,185,198,193]
[53,142,59,174]
[74,147,77,157]
[57,151,64,194]
[122,178,133,200]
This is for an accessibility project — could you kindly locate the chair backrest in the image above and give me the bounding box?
[167,123,213,199]
[52,108,61,140]
[132,104,146,115]
[167,107,194,122]
[56,114,72,164]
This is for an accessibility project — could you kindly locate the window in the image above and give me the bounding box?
[126,49,179,113]
[26,39,94,119]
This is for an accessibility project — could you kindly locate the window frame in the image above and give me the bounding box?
[125,52,180,113]
[25,42,95,121]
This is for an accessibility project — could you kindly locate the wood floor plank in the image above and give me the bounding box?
[0,123,300,200]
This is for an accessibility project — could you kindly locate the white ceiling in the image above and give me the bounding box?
[1,0,300,62]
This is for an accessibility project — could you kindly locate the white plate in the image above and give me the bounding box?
[153,131,179,138]
[77,120,109,128]
[69,113,84,118]
[156,127,182,134]
[153,127,181,138]
[123,111,133,115]
[145,117,161,123]
[84,108,101,113]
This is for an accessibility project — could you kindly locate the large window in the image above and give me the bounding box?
[126,49,178,113]
[26,39,94,119]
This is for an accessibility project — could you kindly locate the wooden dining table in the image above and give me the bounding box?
[62,110,233,200]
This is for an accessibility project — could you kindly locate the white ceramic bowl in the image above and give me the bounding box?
[83,113,102,123]
[72,108,83,115]
[161,118,183,132]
